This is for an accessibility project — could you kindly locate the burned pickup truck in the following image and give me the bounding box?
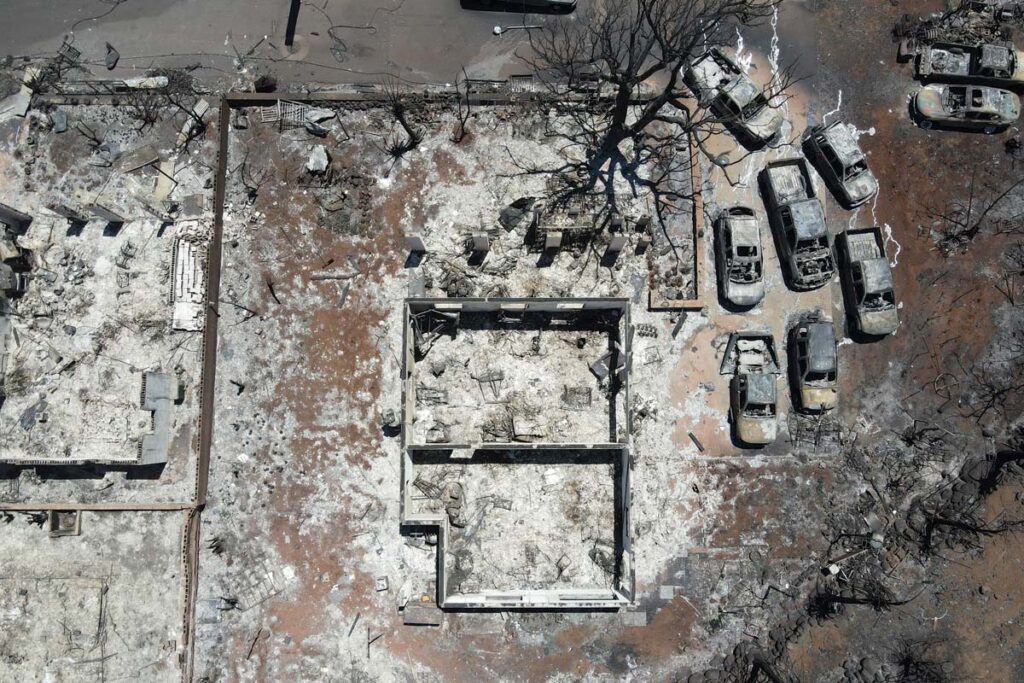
[914,42,1024,87]
[684,48,783,147]
[721,332,780,445]
[837,228,899,336]
[760,158,835,290]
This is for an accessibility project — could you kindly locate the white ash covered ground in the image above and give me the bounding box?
[410,312,625,446]
[0,103,214,503]
[412,451,618,594]
[195,101,736,682]
[0,510,188,682]
[1,219,202,463]
[220,103,691,302]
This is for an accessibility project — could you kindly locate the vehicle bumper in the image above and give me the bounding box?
[725,283,765,307]
[858,308,899,336]
[737,417,777,445]
[800,387,838,412]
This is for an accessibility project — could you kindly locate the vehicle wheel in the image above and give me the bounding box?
[983,125,998,135]
[919,119,933,130]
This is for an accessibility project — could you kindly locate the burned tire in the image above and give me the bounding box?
[984,125,999,135]
[919,119,933,130]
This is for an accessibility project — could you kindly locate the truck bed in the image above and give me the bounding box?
[765,159,815,205]
[720,332,779,376]
[844,227,885,263]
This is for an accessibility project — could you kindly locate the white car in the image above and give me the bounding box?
[714,207,765,307]
[914,83,1020,133]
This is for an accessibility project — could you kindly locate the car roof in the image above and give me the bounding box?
[946,84,1011,114]
[744,373,776,405]
[789,199,827,240]
[860,257,893,293]
[806,322,837,373]
[819,122,865,168]
[723,75,761,107]
[968,86,1004,113]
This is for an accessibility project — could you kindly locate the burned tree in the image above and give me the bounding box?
[518,0,794,210]
[926,166,1024,255]
[158,67,209,146]
[236,148,270,204]
[957,355,1024,427]
[123,87,165,132]
[119,67,208,143]
[381,77,423,166]
[814,574,919,612]
[902,445,1024,557]
[889,636,955,683]
[994,241,1024,305]
[451,67,472,144]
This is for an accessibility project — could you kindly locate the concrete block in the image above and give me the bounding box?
[471,234,490,253]
[88,203,125,224]
[621,610,648,627]
[403,602,443,626]
[406,234,427,253]
[607,234,628,253]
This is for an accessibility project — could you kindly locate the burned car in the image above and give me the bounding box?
[760,158,834,290]
[684,48,783,147]
[915,42,1024,87]
[714,206,765,307]
[721,332,780,445]
[803,121,879,208]
[788,315,838,413]
[837,227,899,337]
[914,83,1020,133]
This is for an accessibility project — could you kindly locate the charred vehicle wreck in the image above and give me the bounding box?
[760,158,835,290]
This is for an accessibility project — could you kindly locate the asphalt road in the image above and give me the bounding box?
[0,0,550,86]
[0,0,821,89]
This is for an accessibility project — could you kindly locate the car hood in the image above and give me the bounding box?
[844,171,879,205]
[737,415,777,445]
[801,386,837,412]
[859,306,899,336]
[915,87,945,117]
[725,280,765,306]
